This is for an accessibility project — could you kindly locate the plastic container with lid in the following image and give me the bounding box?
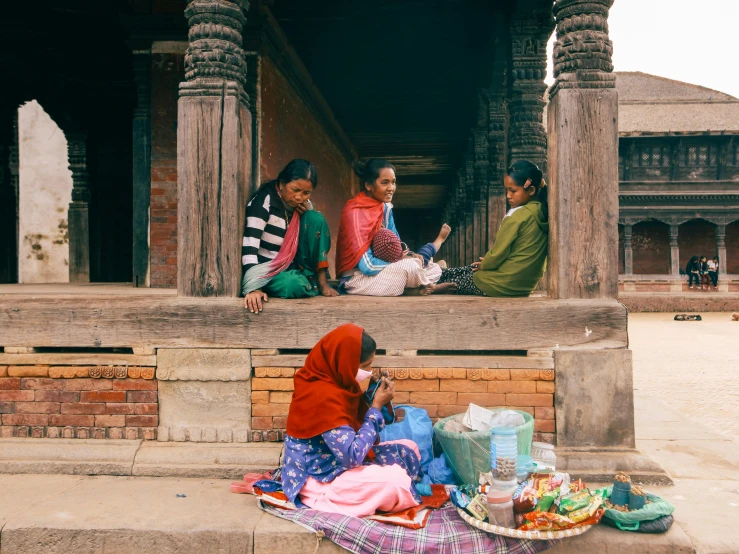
[486,488,515,528]
[516,454,534,482]
[530,441,556,470]
[490,427,518,489]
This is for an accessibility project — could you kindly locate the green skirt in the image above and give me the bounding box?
[263,210,331,299]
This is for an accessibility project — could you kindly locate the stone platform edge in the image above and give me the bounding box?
[0,438,283,479]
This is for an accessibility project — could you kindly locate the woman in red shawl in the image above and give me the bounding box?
[335,159,455,296]
[282,324,422,517]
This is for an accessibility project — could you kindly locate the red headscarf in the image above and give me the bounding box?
[286,324,370,439]
[335,192,385,275]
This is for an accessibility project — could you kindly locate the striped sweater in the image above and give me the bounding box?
[241,184,291,275]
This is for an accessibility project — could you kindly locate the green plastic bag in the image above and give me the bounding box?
[596,486,675,532]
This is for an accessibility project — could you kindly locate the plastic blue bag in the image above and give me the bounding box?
[428,453,456,485]
[379,405,433,472]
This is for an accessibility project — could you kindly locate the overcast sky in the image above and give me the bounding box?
[545,0,739,98]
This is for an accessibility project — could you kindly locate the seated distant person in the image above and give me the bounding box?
[707,256,719,290]
[436,160,549,296]
[242,159,339,313]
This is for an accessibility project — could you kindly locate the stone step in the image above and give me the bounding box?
[0,438,282,479]
[0,474,694,554]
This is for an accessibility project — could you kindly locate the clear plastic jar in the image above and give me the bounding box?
[486,488,515,528]
[490,427,518,487]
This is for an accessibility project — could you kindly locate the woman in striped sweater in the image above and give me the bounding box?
[242,159,339,313]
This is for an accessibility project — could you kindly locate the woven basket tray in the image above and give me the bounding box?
[456,508,595,541]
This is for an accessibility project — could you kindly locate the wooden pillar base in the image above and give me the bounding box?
[177,82,252,297]
[548,88,619,299]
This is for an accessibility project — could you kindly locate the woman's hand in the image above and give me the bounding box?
[471,256,484,272]
[294,201,309,215]
[244,290,268,313]
[372,377,395,410]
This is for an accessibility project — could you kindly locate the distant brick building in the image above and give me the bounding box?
[614,72,739,292]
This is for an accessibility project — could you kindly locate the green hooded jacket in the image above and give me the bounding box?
[473,200,549,297]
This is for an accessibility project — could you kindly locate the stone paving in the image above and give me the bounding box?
[629,312,739,440]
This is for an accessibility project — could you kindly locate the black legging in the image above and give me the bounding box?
[708,271,718,287]
[688,273,701,287]
[436,266,486,296]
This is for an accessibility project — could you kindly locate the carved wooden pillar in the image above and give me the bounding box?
[548,0,618,299]
[132,48,152,288]
[178,0,253,297]
[67,132,91,283]
[456,170,468,266]
[464,157,475,265]
[716,223,727,276]
[472,96,489,261]
[622,223,633,275]
[508,10,553,174]
[0,110,18,283]
[487,87,508,249]
[669,223,680,276]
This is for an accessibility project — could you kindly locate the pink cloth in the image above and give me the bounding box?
[299,440,421,518]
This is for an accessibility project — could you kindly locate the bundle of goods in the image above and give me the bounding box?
[451,472,604,540]
[594,473,676,533]
[433,406,534,485]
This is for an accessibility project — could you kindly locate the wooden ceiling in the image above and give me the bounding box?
[269,0,512,208]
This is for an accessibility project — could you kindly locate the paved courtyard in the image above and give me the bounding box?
[629,312,739,440]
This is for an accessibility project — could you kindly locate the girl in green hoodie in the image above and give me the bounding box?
[436,161,549,297]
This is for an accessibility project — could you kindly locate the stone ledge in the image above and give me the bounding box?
[557,448,673,486]
[0,474,694,554]
[0,438,282,479]
[0,438,141,476]
[133,442,282,479]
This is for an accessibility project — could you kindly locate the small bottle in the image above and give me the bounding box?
[486,488,515,528]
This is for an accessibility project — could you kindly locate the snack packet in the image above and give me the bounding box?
[518,511,576,531]
[466,494,489,521]
[513,480,538,513]
[536,490,558,513]
[559,489,592,513]
[568,497,602,524]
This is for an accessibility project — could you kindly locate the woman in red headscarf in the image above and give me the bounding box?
[282,324,422,517]
[335,159,454,296]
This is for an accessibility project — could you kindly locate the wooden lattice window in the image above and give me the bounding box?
[679,142,718,166]
[632,144,670,167]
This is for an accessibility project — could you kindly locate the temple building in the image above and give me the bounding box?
[614,72,739,292]
[0,0,693,491]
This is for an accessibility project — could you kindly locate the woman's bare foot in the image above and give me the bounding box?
[432,224,452,251]
[420,282,458,295]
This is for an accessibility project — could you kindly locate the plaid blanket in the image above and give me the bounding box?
[258,501,558,554]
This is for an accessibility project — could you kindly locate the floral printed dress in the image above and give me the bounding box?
[282,407,422,508]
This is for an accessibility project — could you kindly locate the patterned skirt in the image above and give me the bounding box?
[343,259,443,297]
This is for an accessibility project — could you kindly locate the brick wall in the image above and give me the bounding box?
[251,365,556,444]
[0,366,158,439]
[632,221,670,274]
[726,221,739,273]
[149,53,184,288]
[259,56,357,275]
[678,219,717,265]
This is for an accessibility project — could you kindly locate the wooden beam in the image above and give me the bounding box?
[0,294,628,350]
[0,353,157,366]
[253,355,554,369]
